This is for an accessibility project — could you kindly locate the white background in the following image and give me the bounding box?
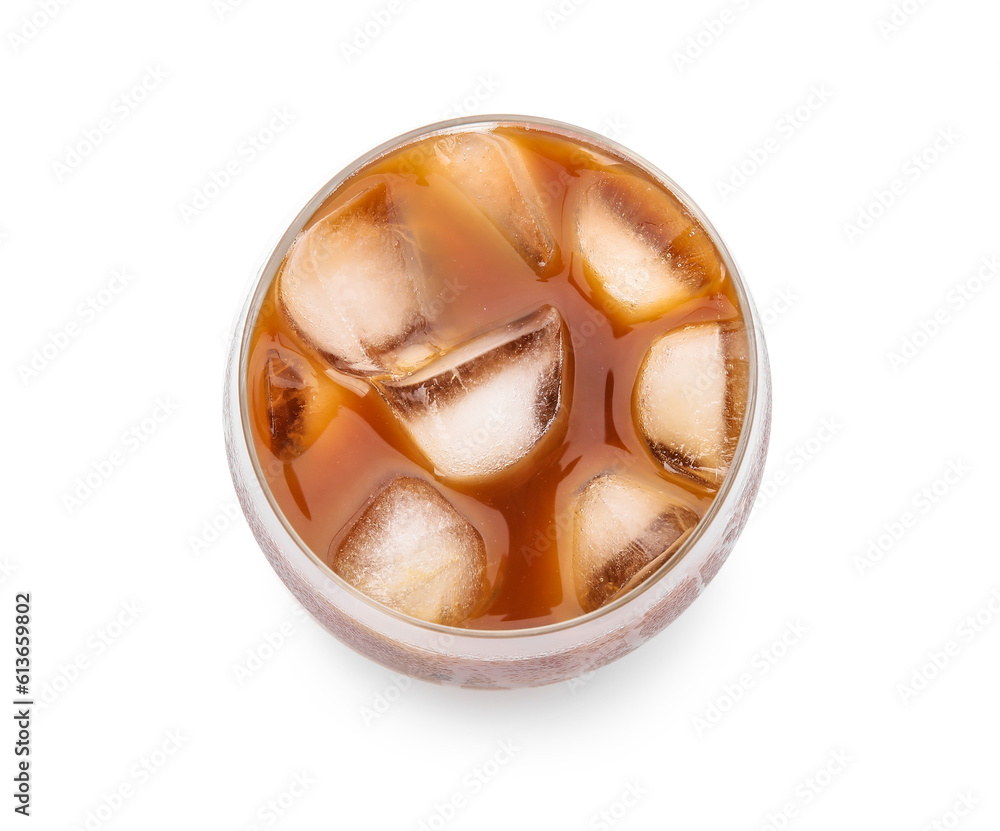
[3,0,999,828]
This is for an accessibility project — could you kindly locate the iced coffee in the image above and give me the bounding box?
[246,125,749,630]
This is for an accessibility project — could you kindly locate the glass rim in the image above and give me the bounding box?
[234,113,762,640]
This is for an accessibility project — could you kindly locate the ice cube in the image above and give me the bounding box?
[278,182,428,376]
[573,173,722,325]
[254,345,341,462]
[634,320,749,484]
[330,477,489,626]
[434,132,558,274]
[571,473,700,613]
[373,305,569,481]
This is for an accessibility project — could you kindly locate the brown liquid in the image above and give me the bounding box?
[246,126,744,630]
